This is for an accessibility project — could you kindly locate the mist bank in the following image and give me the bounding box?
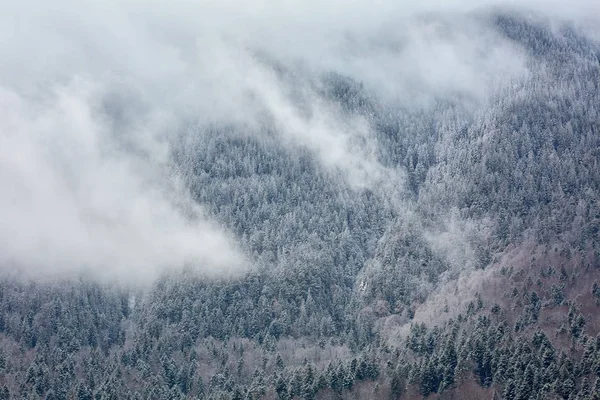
[1,0,598,282]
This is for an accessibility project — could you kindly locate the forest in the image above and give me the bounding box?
[1,3,600,400]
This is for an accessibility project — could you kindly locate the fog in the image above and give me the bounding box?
[1,0,596,281]
[0,82,244,282]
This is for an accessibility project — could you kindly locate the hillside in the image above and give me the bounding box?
[1,4,600,400]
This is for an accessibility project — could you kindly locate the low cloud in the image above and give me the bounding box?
[0,80,244,283]
[0,0,595,281]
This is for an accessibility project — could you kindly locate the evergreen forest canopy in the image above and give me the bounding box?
[1,1,600,399]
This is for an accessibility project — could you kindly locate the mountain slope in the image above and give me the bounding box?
[1,8,600,400]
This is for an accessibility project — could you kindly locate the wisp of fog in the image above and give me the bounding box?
[0,0,596,282]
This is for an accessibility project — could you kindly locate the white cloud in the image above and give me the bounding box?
[0,80,244,283]
[0,0,596,281]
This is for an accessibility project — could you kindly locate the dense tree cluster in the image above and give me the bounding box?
[1,10,599,399]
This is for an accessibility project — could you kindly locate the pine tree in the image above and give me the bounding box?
[275,375,289,400]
